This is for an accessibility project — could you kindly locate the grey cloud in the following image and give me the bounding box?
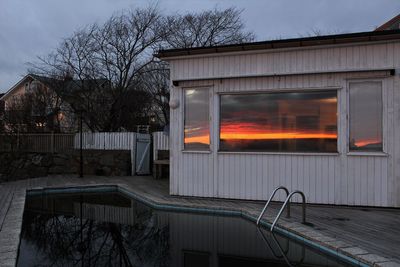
[0,0,399,92]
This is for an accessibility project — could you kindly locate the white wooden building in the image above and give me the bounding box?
[157,29,400,207]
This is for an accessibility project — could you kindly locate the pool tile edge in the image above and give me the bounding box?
[0,190,26,267]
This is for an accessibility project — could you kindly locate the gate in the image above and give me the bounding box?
[135,133,151,175]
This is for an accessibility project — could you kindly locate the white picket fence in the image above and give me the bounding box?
[152,131,169,160]
[74,132,137,150]
[74,132,151,175]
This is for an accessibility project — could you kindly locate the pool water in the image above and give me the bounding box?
[17,192,349,267]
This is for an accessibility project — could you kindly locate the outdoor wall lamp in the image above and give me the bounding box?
[169,98,179,109]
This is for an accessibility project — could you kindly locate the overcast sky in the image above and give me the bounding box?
[0,0,399,93]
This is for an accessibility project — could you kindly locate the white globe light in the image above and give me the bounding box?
[169,99,179,109]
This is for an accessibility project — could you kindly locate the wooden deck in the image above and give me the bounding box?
[0,175,399,266]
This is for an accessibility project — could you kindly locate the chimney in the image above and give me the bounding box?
[63,68,74,81]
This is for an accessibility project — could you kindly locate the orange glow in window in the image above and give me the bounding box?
[353,138,382,148]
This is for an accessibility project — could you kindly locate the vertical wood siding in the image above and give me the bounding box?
[153,132,169,160]
[169,41,400,207]
[170,42,398,81]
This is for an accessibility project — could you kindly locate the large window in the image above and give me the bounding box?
[219,91,337,152]
[184,88,210,150]
[349,82,382,152]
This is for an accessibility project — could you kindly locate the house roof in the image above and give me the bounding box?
[0,74,63,101]
[155,29,400,59]
[0,94,4,113]
[0,74,109,102]
[375,14,400,31]
[0,74,34,101]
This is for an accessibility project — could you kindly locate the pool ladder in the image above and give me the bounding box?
[256,186,307,232]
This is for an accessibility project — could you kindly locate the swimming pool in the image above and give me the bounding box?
[17,191,349,267]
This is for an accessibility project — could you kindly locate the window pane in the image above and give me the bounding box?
[184,88,210,150]
[349,82,382,151]
[220,91,337,152]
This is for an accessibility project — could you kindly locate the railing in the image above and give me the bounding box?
[271,190,307,232]
[0,133,75,153]
[256,186,290,226]
[257,186,307,232]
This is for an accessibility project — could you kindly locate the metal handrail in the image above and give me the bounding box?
[271,190,306,232]
[256,186,290,226]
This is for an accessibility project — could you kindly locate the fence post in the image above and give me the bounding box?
[131,133,136,176]
[51,131,55,153]
[79,111,83,178]
[16,131,20,151]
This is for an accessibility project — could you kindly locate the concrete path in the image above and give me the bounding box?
[0,175,399,267]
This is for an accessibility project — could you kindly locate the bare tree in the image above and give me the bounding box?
[135,61,170,127]
[142,7,255,128]
[299,28,348,38]
[0,97,5,133]
[30,5,256,131]
[162,7,255,48]
[32,5,164,131]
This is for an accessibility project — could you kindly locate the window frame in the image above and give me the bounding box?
[346,79,386,156]
[182,86,212,153]
[217,88,340,155]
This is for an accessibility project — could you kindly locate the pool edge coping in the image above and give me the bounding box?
[22,184,397,267]
[0,190,26,267]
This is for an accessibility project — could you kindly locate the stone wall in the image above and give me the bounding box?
[0,150,131,182]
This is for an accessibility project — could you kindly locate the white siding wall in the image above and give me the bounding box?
[169,42,399,81]
[168,41,400,207]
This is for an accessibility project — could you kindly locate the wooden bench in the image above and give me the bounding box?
[153,150,169,179]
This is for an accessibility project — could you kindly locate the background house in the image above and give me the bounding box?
[375,14,400,31]
[0,93,4,111]
[0,74,78,133]
[0,93,5,132]
[158,29,400,208]
[0,74,119,133]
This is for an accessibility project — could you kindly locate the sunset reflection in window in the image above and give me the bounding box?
[184,88,210,150]
[219,91,337,152]
[349,82,382,151]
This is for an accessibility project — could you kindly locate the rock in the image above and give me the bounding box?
[31,154,43,165]
[52,156,68,166]
[0,149,131,180]
[102,166,112,175]
[99,154,115,166]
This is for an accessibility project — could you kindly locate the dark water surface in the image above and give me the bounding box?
[17,192,348,267]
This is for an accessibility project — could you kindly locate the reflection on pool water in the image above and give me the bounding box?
[17,192,348,267]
